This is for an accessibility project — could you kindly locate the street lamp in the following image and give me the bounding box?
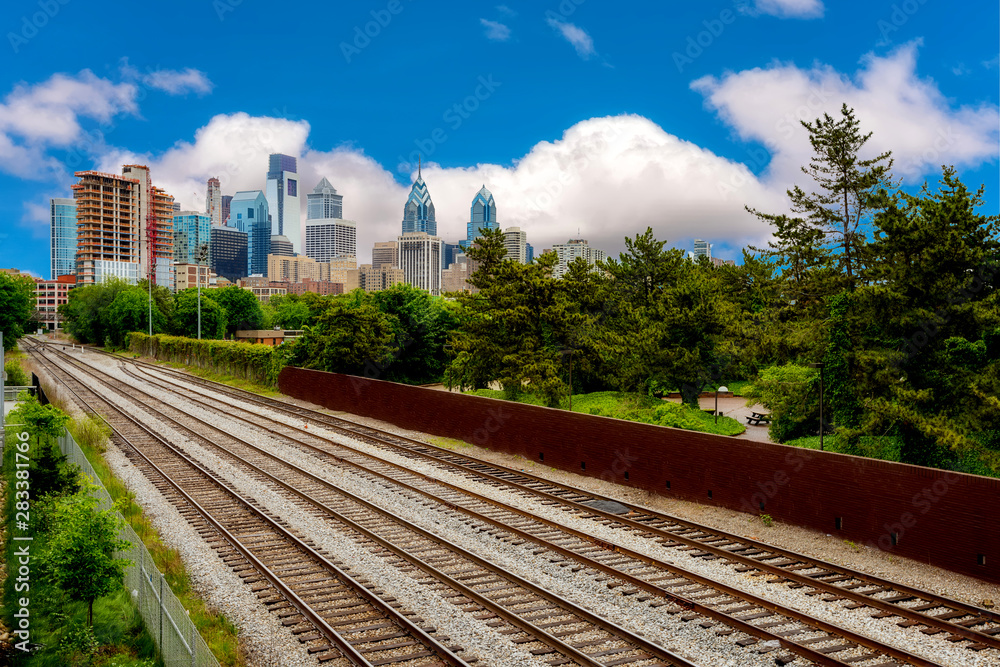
[197,243,209,340]
[715,385,729,425]
[808,362,825,450]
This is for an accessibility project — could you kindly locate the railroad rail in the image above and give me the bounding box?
[115,352,1000,656]
[27,341,992,666]
[24,339,471,667]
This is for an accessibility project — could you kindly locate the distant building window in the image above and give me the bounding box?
[287,179,297,197]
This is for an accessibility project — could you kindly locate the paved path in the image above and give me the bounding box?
[663,395,774,443]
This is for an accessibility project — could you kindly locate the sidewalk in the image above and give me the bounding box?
[662,395,774,443]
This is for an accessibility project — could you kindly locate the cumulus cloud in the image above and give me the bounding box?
[480,19,511,42]
[94,112,779,264]
[143,68,214,96]
[746,0,824,19]
[691,42,999,185]
[546,18,595,59]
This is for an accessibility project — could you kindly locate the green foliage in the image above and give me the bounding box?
[104,290,167,348]
[5,358,30,386]
[269,294,312,330]
[37,487,133,626]
[57,623,99,666]
[370,284,459,384]
[130,332,286,386]
[743,363,820,442]
[172,289,227,339]
[10,392,70,439]
[290,301,396,376]
[0,271,36,350]
[209,285,264,336]
[760,514,774,527]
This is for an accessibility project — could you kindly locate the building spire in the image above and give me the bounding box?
[418,155,422,179]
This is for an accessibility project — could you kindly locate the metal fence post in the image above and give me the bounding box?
[159,573,165,650]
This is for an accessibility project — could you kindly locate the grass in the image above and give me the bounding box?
[153,359,281,398]
[467,389,746,437]
[63,413,245,666]
[426,436,474,451]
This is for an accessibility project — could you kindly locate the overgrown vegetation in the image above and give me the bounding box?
[129,332,287,386]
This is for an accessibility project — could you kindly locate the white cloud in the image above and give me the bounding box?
[496,5,516,17]
[143,68,214,96]
[748,0,824,19]
[546,18,595,59]
[480,19,511,42]
[92,112,779,264]
[691,42,999,184]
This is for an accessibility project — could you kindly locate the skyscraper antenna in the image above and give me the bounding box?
[418,155,421,179]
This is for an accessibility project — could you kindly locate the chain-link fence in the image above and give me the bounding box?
[58,430,221,667]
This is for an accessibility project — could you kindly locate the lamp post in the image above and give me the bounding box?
[809,362,825,450]
[197,243,209,340]
[714,385,729,425]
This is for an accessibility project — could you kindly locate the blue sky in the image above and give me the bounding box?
[1,0,997,277]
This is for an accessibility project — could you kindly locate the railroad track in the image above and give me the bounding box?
[29,341,992,666]
[114,351,1000,657]
[25,340,473,667]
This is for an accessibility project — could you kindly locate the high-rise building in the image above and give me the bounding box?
[50,198,77,279]
[206,177,222,226]
[552,239,606,279]
[359,264,405,292]
[173,212,211,265]
[442,260,473,293]
[526,242,534,264]
[221,194,233,226]
[398,232,443,295]
[231,190,270,276]
[693,239,712,259]
[503,227,527,264]
[464,185,498,248]
[270,235,294,258]
[174,263,210,291]
[210,225,248,283]
[72,165,174,285]
[328,255,358,288]
[268,253,324,284]
[33,274,76,331]
[441,241,461,270]
[372,241,399,270]
[402,161,436,236]
[305,178,356,263]
[266,154,301,253]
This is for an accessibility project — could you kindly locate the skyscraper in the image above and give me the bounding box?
[173,211,211,265]
[231,190,270,276]
[693,239,712,259]
[465,185,498,247]
[210,225,248,283]
[50,198,77,279]
[503,227,527,264]
[305,178,356,263]
[206,177,222,226]
[551,239,606,279]
[221,194,233,226]
[372,241,399,269]
[72,165,174,285]
[398,232,443,295]
[402,161,436,236]
[266,154,301,253]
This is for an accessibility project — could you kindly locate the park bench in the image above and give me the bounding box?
[746,411,772,425]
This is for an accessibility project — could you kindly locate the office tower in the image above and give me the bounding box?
[305,178,356,263]
[231,190,270,276]
[442,260,473,293]
[328,255,358,287]
[210,225,248,283]
[359,264,405,292]
[221,194,233,226]
[526,242,534,263]
[270,235,294,258]
[173,211,211,265]
[401,161,436,236]
[372,241,399,269]
[307,177,343,219]
[441,241,461,270]
[50,197,77,279]
[503,227,527,264]
[551,239,606,279]
[398,232,443,295]
[266,154,301,253]
[267,254,325,284]
[72,165,174,285]
[206,177,222,225]
[465,185,498,247]
[693,239,712,259]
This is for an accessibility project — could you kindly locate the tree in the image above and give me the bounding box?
[0,271,36,350]
[270,295,312,330]
[103,288,165,348]
[172,289,227,339]
[210,285,265,336]
[748,104,894,292]
[39,488,133,626]
[59,279,132,345]
[289,302,397,376]
[371,283,459,384]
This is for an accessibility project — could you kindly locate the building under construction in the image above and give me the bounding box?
[72,165,175,286]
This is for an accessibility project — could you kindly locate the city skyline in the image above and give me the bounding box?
[1,2,996,278]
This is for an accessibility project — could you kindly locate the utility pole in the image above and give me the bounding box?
[198,243,209,339]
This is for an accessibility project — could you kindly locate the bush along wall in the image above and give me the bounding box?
[129,332,285,386]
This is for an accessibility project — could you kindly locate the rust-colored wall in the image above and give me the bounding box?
[279,367,1000,583]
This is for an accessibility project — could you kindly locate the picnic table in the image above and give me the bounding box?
[746,411,772,425]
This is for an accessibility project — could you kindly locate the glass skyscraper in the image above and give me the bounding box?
[402,162,436,236]
[173,212,211,265]
[463,185,498,248]
[307,177,343,219]
[266,154,301,254]
[231,190,270,276]
[50,197,77,279]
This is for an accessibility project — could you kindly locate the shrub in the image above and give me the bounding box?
[129,332,286,386]
[4,358,30,386]
[743,363,821,442]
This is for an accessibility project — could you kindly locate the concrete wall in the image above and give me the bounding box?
[279,367,1000,583]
